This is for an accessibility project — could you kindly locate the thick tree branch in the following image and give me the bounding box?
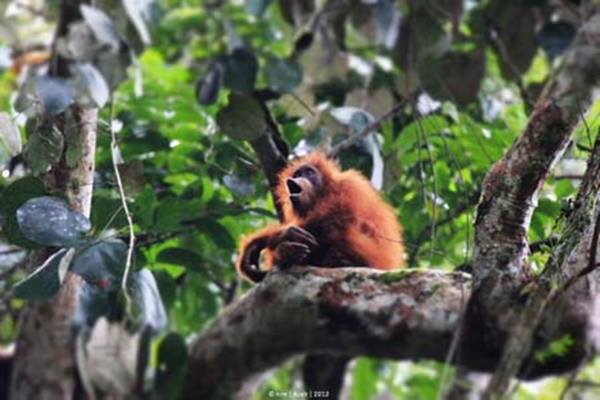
[484,121,600,397]
[183,267,598,399]
[184,268,469,399]
[470,8,600,341]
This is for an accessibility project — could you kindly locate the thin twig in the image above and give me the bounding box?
[0,247,24,256]
[109,100,135,315]
[415,115,439,259]
[290,92,316,116]
[329,100,406,157]
[554,174,584,180]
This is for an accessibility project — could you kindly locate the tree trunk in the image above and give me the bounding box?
[9,1,98,394]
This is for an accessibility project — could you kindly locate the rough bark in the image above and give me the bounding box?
[483,121,600,397]
[248,96,289,220]
[183,266,600,399]
[9,2,98,397]
[467,9,600,396]
[9,107,97,399]
[472,9,600,312]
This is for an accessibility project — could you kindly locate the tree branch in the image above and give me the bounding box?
[183,267,597,399]
[184,268,469,399]
[484,116,600,397]
[470,8,600,338]
[248,96,289,221]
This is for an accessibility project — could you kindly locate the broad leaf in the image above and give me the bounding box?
[155,332,188,400]
[222,48,258,94]
[23,121,64,175]
[123,0,154,45]
[16,196,91,247]
[130,269,168,334]
[0,177,47,247]
[80,5,121,50]
[14,249,71,300]
[217,92,267,141]
[246,0,273,17]
[156,248,204,274]
[266,58,302,93]
[538,21,575,59]
[196,62,224,106]
[18,76,74,115]
[71,239,128,288]
[0,112,22,155]
[70,63,110,108]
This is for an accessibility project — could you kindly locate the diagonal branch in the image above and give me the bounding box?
[484,121,600,397]
[248,96,289,221]
[471,9,600,325]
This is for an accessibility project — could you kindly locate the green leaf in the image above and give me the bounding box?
[90,195,127,232]
[555,179,575,199]
[74,280,116,329]
[196,62,223,106]
[16,196,91,247]
[0,177,48,247]
[130,269,168,333]
[0,112,22,155]
[156,332,188,400]
[217,92,267,141]
[266,58,302,93]
[156,248,205,274]
[352,358,379,400]
[246,0,273,17]
[69,62,110,108]
[199,217,236,249]
[132,186,157,230]
[535,335,574,363]
[14,249,71,300]
[23,121,64,175]
[71,239,128,288]
[80,5,121,50]
[123,0,154,45]
[154,197,185,232]
[406,372,440,400]
[222,48,258,94]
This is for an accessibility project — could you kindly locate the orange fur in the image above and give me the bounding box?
[237,152,405,282]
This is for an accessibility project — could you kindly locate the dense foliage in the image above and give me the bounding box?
[0,0,599,398]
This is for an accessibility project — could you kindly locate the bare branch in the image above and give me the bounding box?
[329,100,407,157]
[248,96,289,221]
